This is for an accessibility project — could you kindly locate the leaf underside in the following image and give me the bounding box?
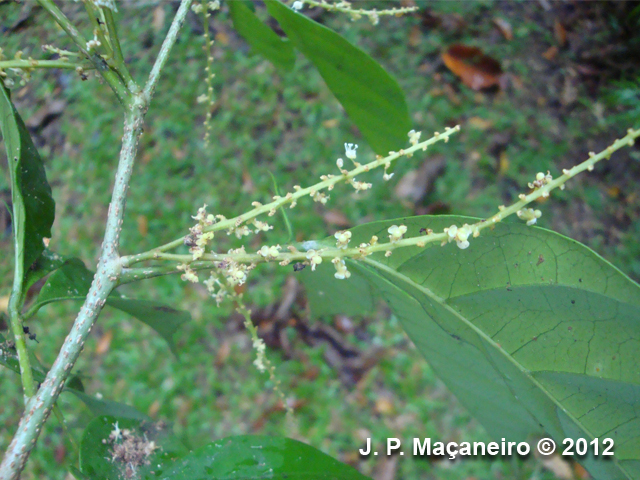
[302,215,640,480]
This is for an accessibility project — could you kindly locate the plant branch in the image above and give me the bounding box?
[143,0,194,103]
[122,127,462,266]
[123,127,640,279]
[103,8,138,91]
[0,59,89,70]
[36,0,130,105]
[0,2,194,477]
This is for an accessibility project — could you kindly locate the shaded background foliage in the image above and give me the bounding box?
[1,1,639,479]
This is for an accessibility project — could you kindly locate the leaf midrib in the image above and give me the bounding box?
[362,256,632,479]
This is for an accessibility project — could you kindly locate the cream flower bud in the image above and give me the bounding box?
[332,257,351,279]
[334,230,352,249]
[517,208,542,226]
[306,250,323,271]
[455,225,471,249]
[292,0,303,11]
[388,225,407,243]
[408,129,422,146]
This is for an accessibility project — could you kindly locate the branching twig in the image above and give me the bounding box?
[0,1,193,478]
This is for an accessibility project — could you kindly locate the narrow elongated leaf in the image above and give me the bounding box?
[266,0,410,154]
[155,435,370,479]
[80,416,186,480]
[303,216,640,480]
[33,258,189,354]
[0,82,55,274]
[229,1,295,71]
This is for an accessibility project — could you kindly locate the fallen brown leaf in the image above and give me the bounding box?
[95,330,113,355]
[215,340,231,366]
[137,215,148,237]
[323,210,351,227]
[25,100,66,130]
[542,46,559,61]
[554,19,567,47]
[147,399,161,418]
[492,17,513,40]
[394,155,446,203]
[408,25,421,48]
[374,395,395,415]
[441,44,504,91]
[467,117,493,130]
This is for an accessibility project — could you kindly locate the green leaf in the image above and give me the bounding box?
[299,249,375,318]
[33,258,189,354]
[266,0,411,155]
[79,416,186,480]
[304,216,640,480]
[229,0,295,71]
[24,249,68,291]
[154,435,370,479]
[1,333,148,421]
[69,391,149,421]
[0,82,55,275]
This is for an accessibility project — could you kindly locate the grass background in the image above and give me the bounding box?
[1,1,639,479]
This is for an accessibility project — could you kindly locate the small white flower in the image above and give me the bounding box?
[388,225,407,243]
[292,0,303,11]
[382,172,394,181]
[306,250,323,271]
[344,143,358,160]
[332,257,351,279]
[334,230,352,249]
[336,158,344,169]
[408,129,422,146]
[517,208,542,226]
[455,225,471,249]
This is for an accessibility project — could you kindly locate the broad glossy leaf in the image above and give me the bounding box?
[303,215,640,480]
[266,0,411,155]
[79,416,186,480]
[229,1,295,71]
[156,435,369,479]
[33,258,189,354]
[0,82,55,274]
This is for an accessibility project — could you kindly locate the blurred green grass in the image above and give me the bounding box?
[1,1,639,479]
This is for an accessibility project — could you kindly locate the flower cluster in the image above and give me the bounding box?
[298,0,417,25]
[187,204,216,260]
[444,224,475,250]
[528,171,553,197]
[388,225,407,243]
[517,208,542,226]
[332,257,351,279]
[334,230,352,249]
[306,250,323,271]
